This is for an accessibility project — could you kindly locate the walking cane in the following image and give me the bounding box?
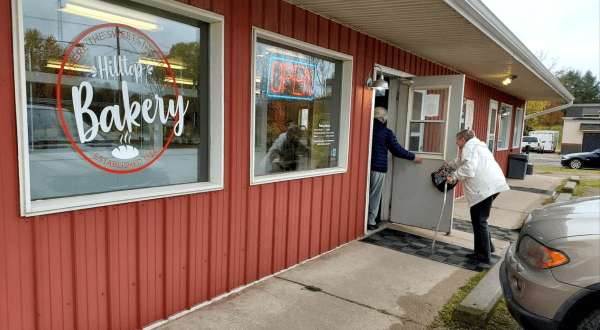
[431,181,448,251]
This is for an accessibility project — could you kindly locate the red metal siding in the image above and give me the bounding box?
[0,1,526,329]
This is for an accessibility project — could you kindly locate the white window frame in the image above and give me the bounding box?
[497,103,513,151]
[249,27,353,185]
[487,100,498,153]
[512,107,524,149]
[13,0,225,216]
[405,85,452,160]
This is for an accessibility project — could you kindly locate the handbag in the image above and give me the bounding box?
[431,166,458,192]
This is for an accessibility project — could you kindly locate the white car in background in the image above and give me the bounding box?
[27,105,173,200]
[521,136,541,153]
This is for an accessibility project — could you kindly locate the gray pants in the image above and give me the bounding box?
[368,170,386,226]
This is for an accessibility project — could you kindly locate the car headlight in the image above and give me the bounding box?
[562,155,571,160]
[518,235,569,268]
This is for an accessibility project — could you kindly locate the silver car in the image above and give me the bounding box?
[500,196,600,330]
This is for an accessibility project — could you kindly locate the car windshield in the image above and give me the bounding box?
[523,137,538,142]
[27,106,107,148]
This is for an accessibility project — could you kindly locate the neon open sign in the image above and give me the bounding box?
[267,57,316,100]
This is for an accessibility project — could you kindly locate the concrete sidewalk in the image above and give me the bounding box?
[151,174,562,330]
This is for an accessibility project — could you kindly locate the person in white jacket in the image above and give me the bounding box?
[444,129,510,264]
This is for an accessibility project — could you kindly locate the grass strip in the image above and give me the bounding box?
[580,179,600,189]
[437,270,518,330]
[533,166,600,175]
[554,179,585,196]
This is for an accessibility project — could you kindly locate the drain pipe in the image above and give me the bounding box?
[524,100,573,120]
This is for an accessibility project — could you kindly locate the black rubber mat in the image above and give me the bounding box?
[360,228,501,272]
[510,186,554,195]
[452,218,520,242]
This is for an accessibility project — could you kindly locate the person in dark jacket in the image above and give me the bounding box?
[368,107,422,230]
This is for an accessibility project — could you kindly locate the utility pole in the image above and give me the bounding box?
[57,0,63,42]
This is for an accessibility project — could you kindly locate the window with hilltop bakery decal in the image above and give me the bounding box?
[23,0,209,200]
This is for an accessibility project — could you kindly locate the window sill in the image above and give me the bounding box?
[23,182,224,217]
[251,167,347,185]
[412,153,445,160]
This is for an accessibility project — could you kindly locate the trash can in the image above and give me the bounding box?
[507,153,529,179]
[526,163,534,175]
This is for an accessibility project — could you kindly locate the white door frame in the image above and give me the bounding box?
[364,64,413,231]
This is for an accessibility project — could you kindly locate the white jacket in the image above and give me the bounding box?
[448,137,510,207]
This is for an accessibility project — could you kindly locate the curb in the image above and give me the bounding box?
[452,244,510,327]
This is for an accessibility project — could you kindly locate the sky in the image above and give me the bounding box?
[481,0,600,80]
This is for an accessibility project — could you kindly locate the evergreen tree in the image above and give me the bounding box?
[557,70,600,104]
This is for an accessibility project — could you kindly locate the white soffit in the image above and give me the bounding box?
[283,0,574,102]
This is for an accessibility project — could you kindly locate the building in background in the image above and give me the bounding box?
[562,104,600,154]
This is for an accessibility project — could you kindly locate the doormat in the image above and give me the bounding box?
[452,218,520,242]
[360,228,500,272]
[510,186,555,195]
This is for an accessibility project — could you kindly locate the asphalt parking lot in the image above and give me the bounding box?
[525,151,563,168]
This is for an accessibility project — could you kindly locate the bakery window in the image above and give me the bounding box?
[250,28,353,185]
[14,0,224,216]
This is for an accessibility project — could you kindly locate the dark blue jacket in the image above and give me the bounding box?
[371,120,415,173]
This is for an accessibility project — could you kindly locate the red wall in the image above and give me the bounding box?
[464,77,526,172]
[0,1,523,329]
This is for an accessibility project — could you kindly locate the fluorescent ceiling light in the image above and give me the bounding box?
[58,3,162,31]
[164,77,195,85]
[138,57,187,70]
[46,59,94,72]
[264,46,306,59]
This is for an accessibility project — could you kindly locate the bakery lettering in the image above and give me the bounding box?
[72,81,188,143]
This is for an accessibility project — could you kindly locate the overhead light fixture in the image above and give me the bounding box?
[58,3,162,31]
[164,77,194,85]
[138,57,187,70]
[46,59,94,72]
[399,77,414,85]
[365,65,389,90]
[502,75,517,85]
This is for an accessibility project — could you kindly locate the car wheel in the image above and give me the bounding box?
[569,159,582,169]
[576,309,600,330]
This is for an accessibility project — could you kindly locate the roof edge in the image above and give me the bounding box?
[444,0,575,102]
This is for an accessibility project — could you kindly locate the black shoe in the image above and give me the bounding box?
[465,253,491,264]
[490,245,496,253]
[478,262,492,269]
[367,224,379,231]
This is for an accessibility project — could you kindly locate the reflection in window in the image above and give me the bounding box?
[497,104,513,150]
[23,0,210,200]
[254,40,342,176]
[512,108,524,148]
[407,88,448,154]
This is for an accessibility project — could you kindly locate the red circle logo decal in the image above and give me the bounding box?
[56,23,185,174]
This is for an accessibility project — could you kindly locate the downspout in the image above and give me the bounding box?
[524,100,574,120]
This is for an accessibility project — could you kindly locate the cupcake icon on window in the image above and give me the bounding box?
[112,132,139,160]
